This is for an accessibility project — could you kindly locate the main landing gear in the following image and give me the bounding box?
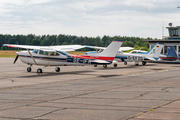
[27,67,31,72]
[142,61,146,65]
[103,64,107,68]
[94,64,107,68]
[55,67,60,72]
[37,68,42,73]
[113,63,117,67]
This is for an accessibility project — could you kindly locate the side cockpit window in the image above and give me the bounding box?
[132,51,137,54]
[39,50,48,56]
[33,49,38,54]
[50,52,59,56]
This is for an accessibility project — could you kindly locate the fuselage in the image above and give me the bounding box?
[114,52,149,62]
[17,50,113,66]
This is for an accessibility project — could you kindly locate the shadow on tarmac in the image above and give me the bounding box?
[19,70,95,78]
[95,63,157,70]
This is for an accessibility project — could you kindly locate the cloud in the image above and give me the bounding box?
[0,0,180,38]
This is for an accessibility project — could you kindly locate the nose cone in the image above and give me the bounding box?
[16,51,20,55]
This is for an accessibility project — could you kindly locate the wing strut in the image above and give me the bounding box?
[27,49,37,65]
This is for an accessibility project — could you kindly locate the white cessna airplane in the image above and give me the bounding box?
[85,43,164,67]
[3,39,123,73]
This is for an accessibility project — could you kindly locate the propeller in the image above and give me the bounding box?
[13,55,19,64]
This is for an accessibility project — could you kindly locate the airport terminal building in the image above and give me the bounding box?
[144,24,180,59]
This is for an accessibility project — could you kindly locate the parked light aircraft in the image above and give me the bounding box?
[128,46,178,61]
[85,43,164,67]
[123,46,178,61]
[3,39,123,73]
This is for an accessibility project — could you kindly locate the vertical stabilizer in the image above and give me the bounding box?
[152,43,164,59]
[147,43,164,59]
[97,39,123,57]
[167,45,178,58]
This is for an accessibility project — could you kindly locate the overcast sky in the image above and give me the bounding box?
[0,0,180,39]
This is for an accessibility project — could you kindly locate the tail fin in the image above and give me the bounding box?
[147,43,164,59]
[167,45,178,58]
[96,39,123,57]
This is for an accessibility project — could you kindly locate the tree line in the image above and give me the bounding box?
[0,34,154,51]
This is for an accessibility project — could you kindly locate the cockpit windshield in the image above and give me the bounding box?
[33,49,38,54]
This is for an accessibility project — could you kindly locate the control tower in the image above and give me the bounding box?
[144,23,180,59]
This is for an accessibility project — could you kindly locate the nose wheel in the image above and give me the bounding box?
[124,61,127,65]
[55,67,60,72]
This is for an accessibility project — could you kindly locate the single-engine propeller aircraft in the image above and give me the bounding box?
[85,43,164,67]
[114,43,164,66]
[3,39,123,73]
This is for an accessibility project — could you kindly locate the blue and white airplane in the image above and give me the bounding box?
[3,39,123,73]
[86,43,164,67]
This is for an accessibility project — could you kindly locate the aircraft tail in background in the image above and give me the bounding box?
[146,43,164,59]
[159,45,178,61]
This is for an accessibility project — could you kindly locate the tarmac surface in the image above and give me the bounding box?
[0,58,180,120]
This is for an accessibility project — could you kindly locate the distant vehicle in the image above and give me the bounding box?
[3,39,123,73]
[159,45,178,61]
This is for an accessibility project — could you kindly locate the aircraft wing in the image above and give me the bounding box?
[86,46,106,50]
[120,47,134,51]
[86,46,134,51]
[50,45,86,51]
[3,44,86,51]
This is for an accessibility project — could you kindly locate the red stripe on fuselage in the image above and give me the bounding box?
[71,55,114,61]
[160,57,178,60]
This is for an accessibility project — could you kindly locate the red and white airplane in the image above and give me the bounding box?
[3,39,123,73]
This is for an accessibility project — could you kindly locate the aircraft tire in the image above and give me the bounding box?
[142,61,146,65]
[55,67,60,72]
[124,61,127,65]
[27,67,31,72]
[113,63,117,67]
[37,68,42,73]
[103,64,107,68]
[94,65,97,67]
